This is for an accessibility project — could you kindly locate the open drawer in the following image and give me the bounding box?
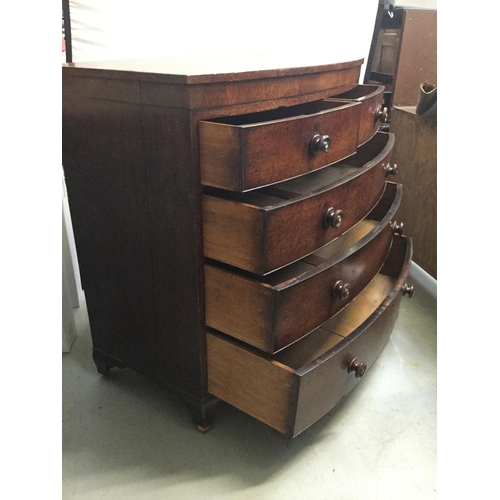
[326,84,386,146]
[199,99,361,191]
[203,132,396,275]
[207,234,413,437]
[205,182,402,353]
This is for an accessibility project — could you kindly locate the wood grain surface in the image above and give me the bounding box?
[202,132,394,274]
[200,100,361,191]
[327,84,385,145]
[389,106,436,277]
[205,183,402,353]
[62,57,410,431]
[207,333,298,435]
[207,236,412,437]
[392,10,437,107]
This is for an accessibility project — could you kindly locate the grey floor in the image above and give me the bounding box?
[62,273,436,500]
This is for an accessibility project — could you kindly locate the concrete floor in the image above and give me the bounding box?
[62,267,436,500]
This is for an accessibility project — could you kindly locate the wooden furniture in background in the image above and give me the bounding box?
[365,4,437,279]
[62,56,414,437]
[389,107,436,278]
[364,4,437,111]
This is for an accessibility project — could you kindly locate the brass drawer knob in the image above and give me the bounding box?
[384,163,398,176]
[391,221,404,236]
[324,207,344,229]
[309,133,331,155]
[332,280,350,301]
[402,283,414,298]
[348,357,367,378]
[375,106,389,123]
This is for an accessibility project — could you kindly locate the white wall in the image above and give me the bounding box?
[394,1,437,8]
[69,0,379,78]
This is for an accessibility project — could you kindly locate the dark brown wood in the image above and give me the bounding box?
[62,57,364,426]
[181,396,220,431]
[363,7,436,112]
[92,349,125,376]
[199,100,362,191]
[291,276,402,436]
[392,10,437,107]
[326,84,385,146]
[205,183,402,353]
[389,106,436,277]
[202,132,395,274]
[363,1,391,85]
[207,235,413,437]
[63,57,363,112]
[63,56,363,85]
[63,57,410,436]
[62,95,158,377]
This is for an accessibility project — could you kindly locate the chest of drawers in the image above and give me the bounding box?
[62,57,413,437]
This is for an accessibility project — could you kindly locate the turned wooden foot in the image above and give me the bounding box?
[93,349,125,376]
[181,396,219,433]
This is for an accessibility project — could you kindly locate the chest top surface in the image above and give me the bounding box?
[62,56,364,111]
[62,54,364,84]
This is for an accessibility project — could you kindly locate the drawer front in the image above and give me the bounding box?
[205,182,402,353]
[327,84,386,146]
[292,235,412,436]
[203,132,395,275]
[293,291,402,436]
[200,100,361,191]
[207,235,413,437]
[273,220,394,350]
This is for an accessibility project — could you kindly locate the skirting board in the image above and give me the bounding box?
[409,260,437,301]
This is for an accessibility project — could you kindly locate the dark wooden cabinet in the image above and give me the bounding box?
[62,56,413,437]
[364,5,437,112]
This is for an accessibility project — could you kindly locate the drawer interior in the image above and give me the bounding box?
[274,273,395,369]
[255,182,400,289]
[328,84,384,101]
[207,234,412,435]
[259,218,377,288]
[272,233,410,371]
[205,100,352,127]
[206,181,400,291]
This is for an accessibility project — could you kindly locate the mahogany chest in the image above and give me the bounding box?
[62,56,413,437]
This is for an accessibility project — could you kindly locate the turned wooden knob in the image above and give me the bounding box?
[332,280,350,301]
[391,221,404,236]
[309,133,331,155]
[375,106,389,123]
[348,357,367,378]
[384,163,398,176]
[324,207,344,229]
[402,283,414,298]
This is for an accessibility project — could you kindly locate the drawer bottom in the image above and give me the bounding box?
[207,236,412,437]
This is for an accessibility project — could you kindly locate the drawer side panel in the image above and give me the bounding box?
[200,122,242,190]
[205,266,276,353]
[202,197,266,273]
[207,333,298,434]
